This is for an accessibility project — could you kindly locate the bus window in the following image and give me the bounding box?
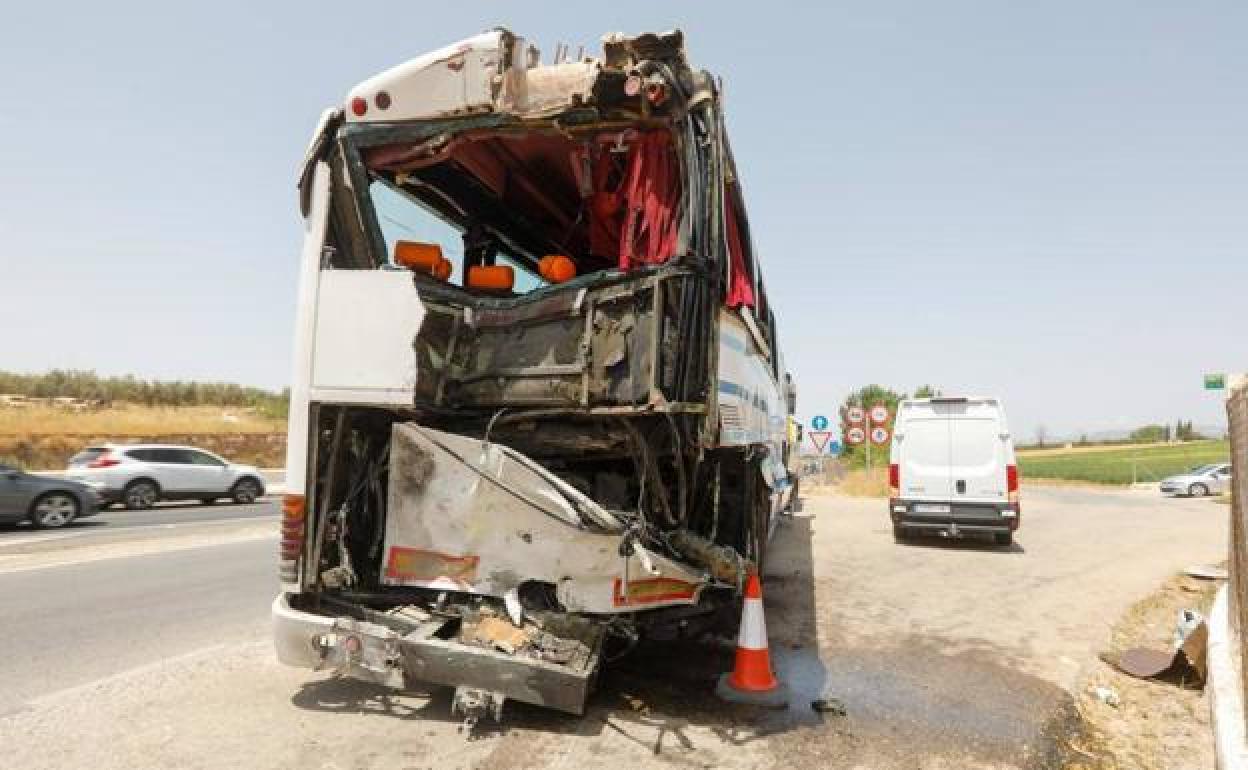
[370,179,464,283]
[369,179,546,293]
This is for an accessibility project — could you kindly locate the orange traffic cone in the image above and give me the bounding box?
[715,572,788,707]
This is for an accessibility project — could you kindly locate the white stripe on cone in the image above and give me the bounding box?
[737,596,769,650]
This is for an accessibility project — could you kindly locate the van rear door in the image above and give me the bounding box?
[895,402,953,501]
[948,400,1008,504]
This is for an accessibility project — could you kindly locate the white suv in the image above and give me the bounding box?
[66,444,266,509]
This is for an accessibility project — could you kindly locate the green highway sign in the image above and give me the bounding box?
[1204,373,1226,391]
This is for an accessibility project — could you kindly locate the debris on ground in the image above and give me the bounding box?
[1114,609,1207,686]
[811,695,847,716]
[1067,570,1221,769]
[1092,686,1120,708]
[1183,564,1229,581]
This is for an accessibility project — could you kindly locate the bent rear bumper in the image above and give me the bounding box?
[271,592,604,715]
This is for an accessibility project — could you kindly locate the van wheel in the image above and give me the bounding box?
[994,532,1013,546]
[893,525,910,543]
[1189,483,1209,497]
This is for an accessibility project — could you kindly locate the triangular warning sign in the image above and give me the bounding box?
[809,431,832,453]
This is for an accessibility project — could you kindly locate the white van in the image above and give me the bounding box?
[887,397,1019,545]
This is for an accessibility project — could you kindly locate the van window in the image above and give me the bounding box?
[951,419,998,466]
[904,418,949,465]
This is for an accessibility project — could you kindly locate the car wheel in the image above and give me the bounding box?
[31,493,79,529]
[231,478,261,505]
[1189,483,1209,497]
[994,532,1013,546]
[200,498,217,506]
[123,480,160,510]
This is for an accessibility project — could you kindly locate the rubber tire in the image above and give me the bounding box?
[123,480,160,510]
[200,498,217,506]
[231,478,261,505]
[994,532,1013,546]
[1189,483,1209,497]
[30,492,79,529]
[893,525,910,543]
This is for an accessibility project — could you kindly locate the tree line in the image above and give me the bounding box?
[0,369,289,417]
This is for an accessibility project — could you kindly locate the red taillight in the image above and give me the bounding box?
[1007,465,1019,493]
[889,463,899,489]
[88,453,119,468]
[350,96,367,117]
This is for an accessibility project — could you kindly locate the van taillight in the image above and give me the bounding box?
[889,463,899,497]
[1007,465,1019,505]
[88,453,119,468]
[279,494,306,579]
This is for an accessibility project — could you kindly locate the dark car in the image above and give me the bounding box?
[0,463,101,528]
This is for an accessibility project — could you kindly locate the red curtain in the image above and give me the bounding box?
[589,132,680,269]
[724,187,755,308]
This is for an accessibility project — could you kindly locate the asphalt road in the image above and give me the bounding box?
[0,485,1228,769]
[0,500,278,553]
[0,536,277,718]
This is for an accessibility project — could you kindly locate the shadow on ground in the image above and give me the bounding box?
[288,503,1094,767]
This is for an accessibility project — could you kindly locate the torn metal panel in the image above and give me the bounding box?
[382,422,707,613]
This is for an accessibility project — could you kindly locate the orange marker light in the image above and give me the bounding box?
[467,265,514,291]
[538,255,577,284]
[394,241,450,281]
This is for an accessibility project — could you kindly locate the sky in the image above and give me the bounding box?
[2,1,1244,440]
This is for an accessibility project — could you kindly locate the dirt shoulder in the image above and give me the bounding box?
[1068,571,1221,770]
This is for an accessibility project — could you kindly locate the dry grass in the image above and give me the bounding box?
[1068,569,1222,769]
[0,404,285,436]
[837,467,890,498]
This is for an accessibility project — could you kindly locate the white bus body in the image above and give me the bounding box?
[272,28,796,718]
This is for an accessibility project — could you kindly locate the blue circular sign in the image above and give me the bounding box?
[811,415,829,431]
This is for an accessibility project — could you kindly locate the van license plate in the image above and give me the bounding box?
[914,503,951,514]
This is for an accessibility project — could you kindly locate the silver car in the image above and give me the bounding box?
[66,444,266,509]
[1159,463,1232,497]
[0,462,101,528]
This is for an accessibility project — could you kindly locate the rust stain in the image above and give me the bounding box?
[385,546,479,582]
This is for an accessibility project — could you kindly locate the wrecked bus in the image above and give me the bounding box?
[272,28,798,720]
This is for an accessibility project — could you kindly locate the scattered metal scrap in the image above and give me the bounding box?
[1115,609,1209,686]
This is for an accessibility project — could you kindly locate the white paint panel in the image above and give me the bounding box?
[284,161,331,496]
[345,30,504,123]
[310,270,425,404]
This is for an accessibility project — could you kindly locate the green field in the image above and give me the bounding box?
[1018,440,1230,485]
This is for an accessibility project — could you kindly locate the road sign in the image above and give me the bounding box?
[845,426,866,445]
[827,440,842,456]
[846,406,865,424]
[811,414,829,431]
[809,431,832,453]
[868,404,891,424]
[1205,373,1226,391]
[870,426,891,445]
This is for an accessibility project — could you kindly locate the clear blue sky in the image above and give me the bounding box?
[2,1,1244,439]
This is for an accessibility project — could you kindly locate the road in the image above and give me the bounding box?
[0,486,1227,768]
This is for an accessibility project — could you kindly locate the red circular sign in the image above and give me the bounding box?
[846,406,865,424]
[846,426,866,445]
[869,405,891,424]
[870,426,891,445]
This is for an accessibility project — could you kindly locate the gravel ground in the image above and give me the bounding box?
[0,484,1227,768]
